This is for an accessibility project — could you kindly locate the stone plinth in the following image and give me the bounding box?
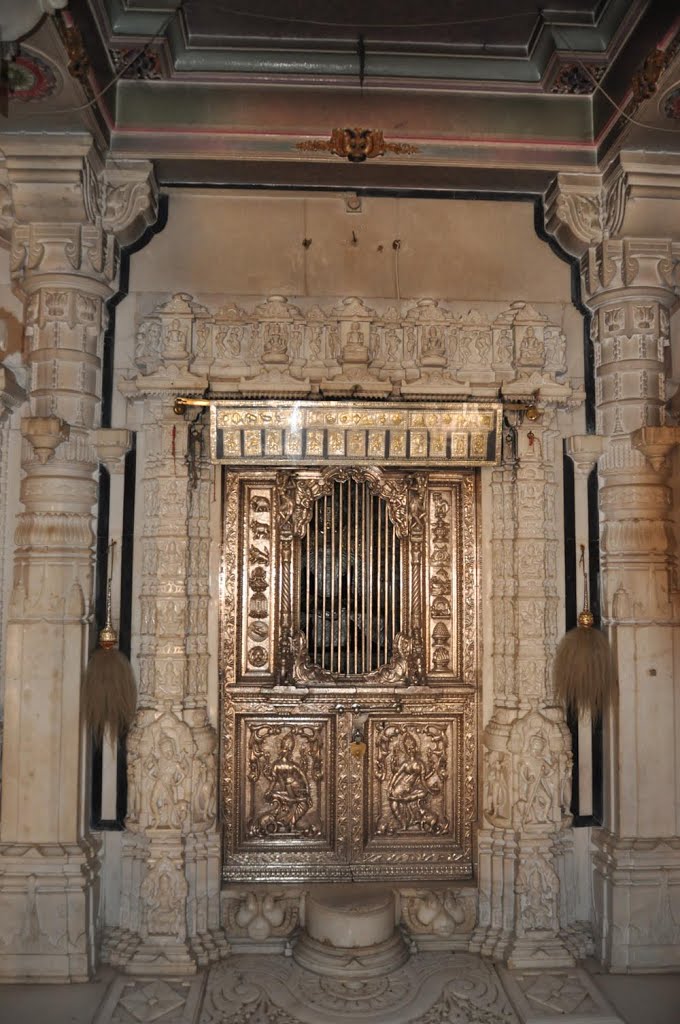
[293,886,409,978]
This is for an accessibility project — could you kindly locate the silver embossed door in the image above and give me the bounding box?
[221,467,478,882]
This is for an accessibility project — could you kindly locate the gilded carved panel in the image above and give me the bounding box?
[237,716,333,849]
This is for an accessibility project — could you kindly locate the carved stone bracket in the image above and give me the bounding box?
[544,164,627,258]
[21,414,70,464]
[630,425,680,473]
[102,160,158,249]
[95,427,132,474]
[565,434,606,477]
[544,152,680,260]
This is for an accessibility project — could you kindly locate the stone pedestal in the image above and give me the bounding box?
[293,886,409,978]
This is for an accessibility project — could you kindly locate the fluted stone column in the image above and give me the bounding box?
[0,137,156,981]
[545,155,680,970]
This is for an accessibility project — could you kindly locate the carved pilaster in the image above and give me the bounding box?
[490,463,518,709]
[475,421,574,967]
[114,402,225,973]
[0,358,26,810]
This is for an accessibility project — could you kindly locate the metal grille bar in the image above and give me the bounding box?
[300,479,401,675]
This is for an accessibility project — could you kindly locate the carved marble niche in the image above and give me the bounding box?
[220,466,478,883]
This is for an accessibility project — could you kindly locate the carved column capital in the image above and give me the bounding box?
[0,138,158,290]
[581,238,680,308]
[544,153,680,289]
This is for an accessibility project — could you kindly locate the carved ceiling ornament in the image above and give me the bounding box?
[631,47,670,103]
[0,143,158,268]
[297,128,419,162]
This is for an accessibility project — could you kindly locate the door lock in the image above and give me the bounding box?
[350,725,367,759]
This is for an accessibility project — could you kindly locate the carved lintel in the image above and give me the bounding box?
[95,427,132,474]
[630,425,680,473]
[21,415,70,464]
[565,434,606,477]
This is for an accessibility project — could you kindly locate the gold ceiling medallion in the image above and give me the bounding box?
[297,128,419,162]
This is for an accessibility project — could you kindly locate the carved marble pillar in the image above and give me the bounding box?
[474,422,574,968]
[545,157,680,970]
[583,245,680,970]
[108,399,225,974]
[473,461,519,959]
[0,139,157,981]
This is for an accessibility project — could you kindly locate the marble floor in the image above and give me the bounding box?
[0,956,679,1024]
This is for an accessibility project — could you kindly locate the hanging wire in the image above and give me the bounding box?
[551,24,680,136]
[10,7,680,136]
[180,4,541,31]
[13,12,176,117]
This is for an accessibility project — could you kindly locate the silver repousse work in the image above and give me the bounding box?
[221,466,478,883]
